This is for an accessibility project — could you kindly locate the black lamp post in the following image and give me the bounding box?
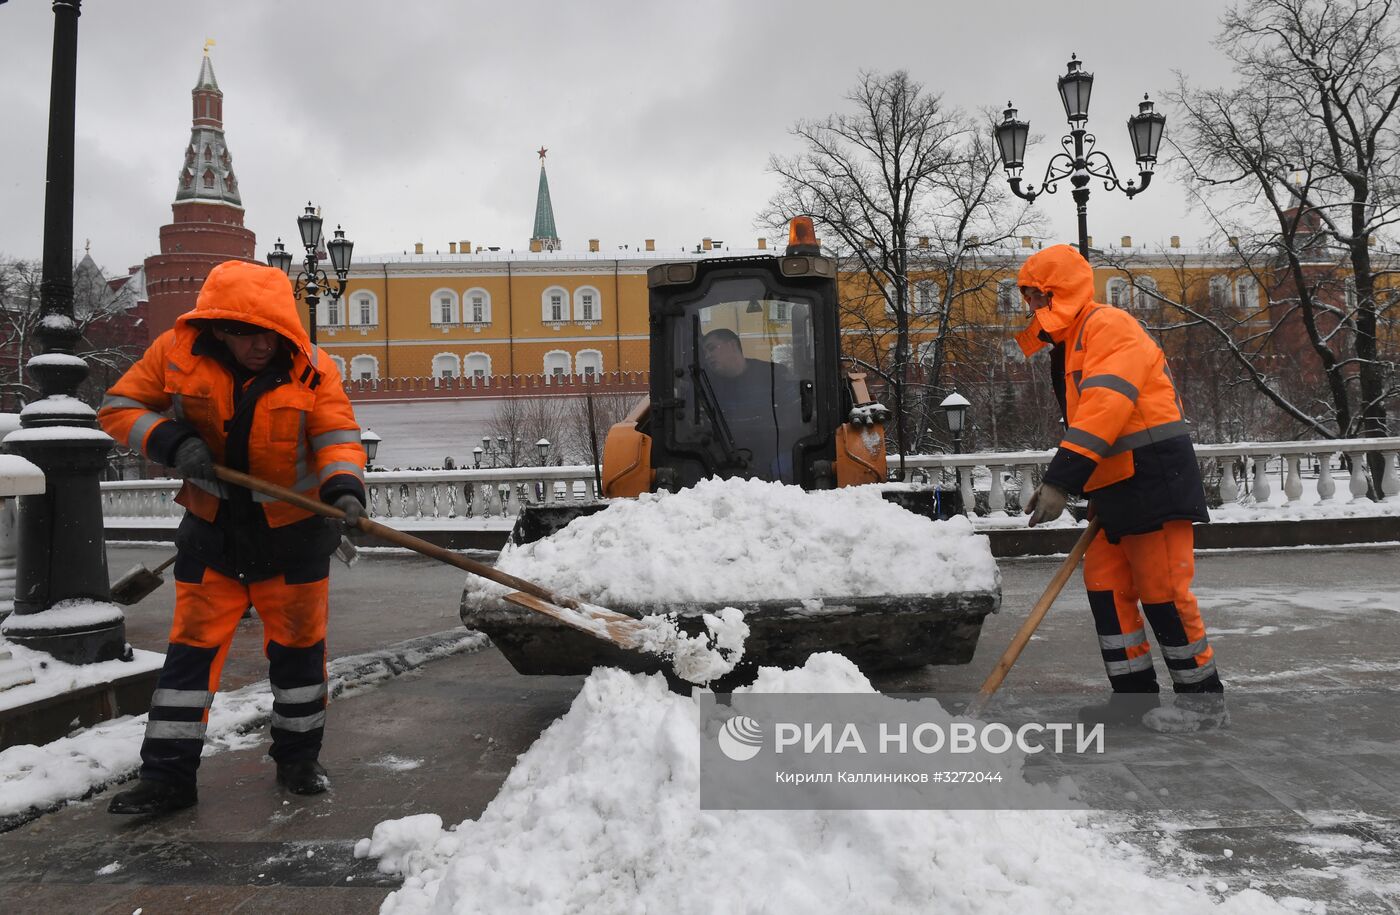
[360,427,381,472]
[1,0,128,663]
[267,202,353,345]
[535,438,550,466]
[993,54,1166,257]
[940,391,971,454]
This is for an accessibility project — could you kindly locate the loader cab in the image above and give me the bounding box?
[647,250,843,491]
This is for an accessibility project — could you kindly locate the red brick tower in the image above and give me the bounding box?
[143,48,256,335]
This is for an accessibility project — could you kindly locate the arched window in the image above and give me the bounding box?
[463,287,491,325]
[202,169,215,189]
[1132,277,1160,310]
[914,280,941,317]
[430,288,459,325]
[328,355,347,377]
[576,349,603,381]
[1235,275,1260,311]
[431,353,460,379]
[464,352,491,384]
[1106,277,1129,307]
[350,291,379,326]
[542,286,569,323]
[1209,275,1231,308]
[543,349,571,382]
[996,279,1019,315]
[321,295,343,326]
[573,286,602,322]
[915,340,938,365]
[350,355,379,382]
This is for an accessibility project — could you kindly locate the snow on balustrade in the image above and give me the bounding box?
[98,438,1400,532]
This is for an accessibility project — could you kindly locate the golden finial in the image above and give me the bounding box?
[204,38,216,56]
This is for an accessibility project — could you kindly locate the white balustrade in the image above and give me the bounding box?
[98,438,1400,526]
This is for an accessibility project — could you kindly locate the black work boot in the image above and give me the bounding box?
[276,759,330,795]
[108,778,198,815]
[1077,692,1161,727]
[1143,692,1229,733]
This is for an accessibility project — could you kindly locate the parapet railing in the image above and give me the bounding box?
[98,437,1400,525]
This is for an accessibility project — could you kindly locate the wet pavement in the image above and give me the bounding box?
[1,543,1397,912]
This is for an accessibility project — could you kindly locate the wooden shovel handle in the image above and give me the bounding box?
[211,465,582,610]
[968,518,1101,715]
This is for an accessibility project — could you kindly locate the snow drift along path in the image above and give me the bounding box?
[359,654,1291,915]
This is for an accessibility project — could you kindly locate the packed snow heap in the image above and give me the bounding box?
[358,654,1287,914]
[462,477,1000,609]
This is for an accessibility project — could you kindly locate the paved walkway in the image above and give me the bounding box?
[1,543,1396,912]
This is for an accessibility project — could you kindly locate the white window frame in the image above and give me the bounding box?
[1235,275,1259,311]
[431,352,460,379]
[350,354,379,381]
[464,287,491,325]
[351,291,379,327]
[1132,277,1160,310]
[996,279,1019,315]
[328,354,347,377]
[769,300,792,322]
[430,288,459,326]
[543,349,571,382]
[914,280,941,317]
[576,348,603,381]
[1106,277,1129,307]
[464,352,491,385]
[324,296,342,326]
[542,286,569,323]
[1209,275,1231,309]
[573,286,601,322]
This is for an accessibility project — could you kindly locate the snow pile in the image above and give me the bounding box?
[464,477,998,609]
[631,606,749,684]
[359,654,1290,915]
[0,641,161,713]
[0,599,126,634]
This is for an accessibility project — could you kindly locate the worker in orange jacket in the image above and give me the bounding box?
[1014,245,1224,731]
[99,260,367,815]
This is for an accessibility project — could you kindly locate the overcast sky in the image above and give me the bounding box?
[0,0,1241,275]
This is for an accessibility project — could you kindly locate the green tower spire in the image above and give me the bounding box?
[531,147,560,251]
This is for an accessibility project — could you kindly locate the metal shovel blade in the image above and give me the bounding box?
[109,554,177,606]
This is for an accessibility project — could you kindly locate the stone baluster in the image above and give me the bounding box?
[1218,458,1238,502]
[1018,465,1036,512]
[1383,450,1399,501]
[1315,452,1335,501]
[1283,454,1303,503]
[543,477,556,504]
[958,465,975,516]
[1252,456,1272,505]
[1348,451,1369,501]
[0,497,17,617]
[988,465,1006,514]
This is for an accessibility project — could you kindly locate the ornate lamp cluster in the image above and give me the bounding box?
[266,202,353,344]
[993,54,1166,254]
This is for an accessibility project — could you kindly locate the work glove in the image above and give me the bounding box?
[173,438,216,482]
[330,494,367,537]
[1025,483,1069,527]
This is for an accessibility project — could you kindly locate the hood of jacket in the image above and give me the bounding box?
[174,260,314,363]
[1014,244,1098,356]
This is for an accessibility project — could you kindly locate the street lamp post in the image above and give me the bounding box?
[940,391,971,454]
[993,54,1167,257]
[267,202,353,345]
[360,427,381,472]
[1,0,128,663]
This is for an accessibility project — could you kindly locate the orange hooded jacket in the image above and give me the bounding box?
[99,261,365,538]
[1015,245,1207,538]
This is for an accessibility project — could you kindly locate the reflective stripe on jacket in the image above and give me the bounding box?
[1016,245,1207,539]
[98,260,366,530]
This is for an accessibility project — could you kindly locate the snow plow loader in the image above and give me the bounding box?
[461,219,1000,683]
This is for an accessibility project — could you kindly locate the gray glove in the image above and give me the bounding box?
[173,438,216,481]
[330,494,367,536]
[1025,483,1069,527]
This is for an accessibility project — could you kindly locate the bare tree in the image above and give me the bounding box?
[762,70,1036,470]
[1167,0,1400,487]
[0,255,142,411]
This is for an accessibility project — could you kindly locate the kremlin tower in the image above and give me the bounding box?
[142,46,256,334]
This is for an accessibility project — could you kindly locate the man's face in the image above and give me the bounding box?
[701,334,746,379]
[214,328,279,372]
[1020,286,1052,313]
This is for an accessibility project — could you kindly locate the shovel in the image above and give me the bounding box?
[966,518,1101,718]
[110,553,178,605]
[210,465,660,652]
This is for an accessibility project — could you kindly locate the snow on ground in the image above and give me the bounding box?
[0,641,162,713]
[0,631,487,824]
[463,477,999,610]
[359,654,1291,915]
